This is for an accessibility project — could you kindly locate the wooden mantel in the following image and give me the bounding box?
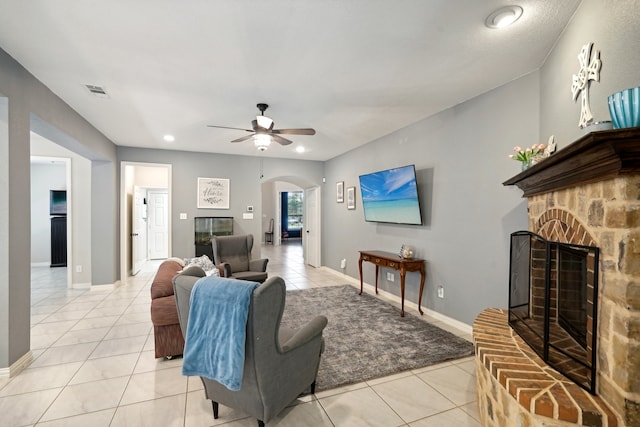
[503,127,640,197]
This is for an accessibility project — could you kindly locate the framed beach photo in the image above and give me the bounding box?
[336,181,344,203]
[347,186,356,210]
[197,177,230,209]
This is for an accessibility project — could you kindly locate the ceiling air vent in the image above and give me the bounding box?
[84,84,109,98]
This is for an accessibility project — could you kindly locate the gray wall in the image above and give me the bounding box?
[323,73,536,325]
[261,180,277,244]
[0,48,117,369]
[117,147,324,259]
[322,0,640,326]
[540,0,640,145]
[0,95,14,370]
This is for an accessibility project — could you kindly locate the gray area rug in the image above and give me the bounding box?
[280,285,475,392]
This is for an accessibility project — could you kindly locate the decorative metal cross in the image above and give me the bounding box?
[571,42,602,128]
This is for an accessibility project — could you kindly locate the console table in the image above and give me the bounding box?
[358,250,426,317]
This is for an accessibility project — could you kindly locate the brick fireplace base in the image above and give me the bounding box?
[473,308,618,427]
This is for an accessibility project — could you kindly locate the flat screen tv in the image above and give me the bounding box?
[358,164,422,225]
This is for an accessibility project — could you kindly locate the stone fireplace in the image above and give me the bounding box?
[473,128,640,427]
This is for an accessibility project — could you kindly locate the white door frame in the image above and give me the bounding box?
[63,157,72,288]
[131,185,147,275]
[119,162,172,282]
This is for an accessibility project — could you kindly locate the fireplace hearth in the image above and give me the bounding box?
[509,231,599,393]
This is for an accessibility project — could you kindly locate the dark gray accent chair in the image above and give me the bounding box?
[172,274,327,427]
[212,234,269,282]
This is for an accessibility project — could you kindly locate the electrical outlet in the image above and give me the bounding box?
[387,272,395,282]
[75,265,82,273]
[340,258,346,269]
[437,285,444,299]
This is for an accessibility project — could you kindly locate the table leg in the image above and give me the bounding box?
[418,264,425,315]
[358,257,364,295]
[375,265,379,294]
[400,269,406,317]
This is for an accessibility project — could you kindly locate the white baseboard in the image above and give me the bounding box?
[30,262,50,267]
[72,282,92,289]
[90,283,115,291]
[0,351,33,378]
[321,266,472,335]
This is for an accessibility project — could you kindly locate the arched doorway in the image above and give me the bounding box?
[261,177,321,267]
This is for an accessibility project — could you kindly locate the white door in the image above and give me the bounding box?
[148,190,169,259]
[131,186,148,275]
[304,186,321,267]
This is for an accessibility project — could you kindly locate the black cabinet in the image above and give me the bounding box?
[50,216,67,267]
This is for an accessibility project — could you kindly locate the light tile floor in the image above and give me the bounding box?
[2,241,480,426]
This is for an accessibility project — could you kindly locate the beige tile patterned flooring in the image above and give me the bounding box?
[1,241,480,426]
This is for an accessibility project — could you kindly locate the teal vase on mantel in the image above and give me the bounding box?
[521,159,532,171]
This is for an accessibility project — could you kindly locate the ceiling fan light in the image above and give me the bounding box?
[254,134,272,151]
[256,115,274,130]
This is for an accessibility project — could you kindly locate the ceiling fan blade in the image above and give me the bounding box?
[271,128,316,135]
[271,134,293,146]
[231,134,255,143]
[207,125,254,132]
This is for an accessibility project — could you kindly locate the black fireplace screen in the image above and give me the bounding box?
[508,231,599,393]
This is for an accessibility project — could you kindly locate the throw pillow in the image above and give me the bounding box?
[180,265,206,277]
[183,254,215,272]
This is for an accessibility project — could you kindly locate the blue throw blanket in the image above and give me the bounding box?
[182,276,259,391]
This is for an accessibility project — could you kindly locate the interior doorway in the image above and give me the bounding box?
[30,126,94,290]
[261,179,321,267]
[30,155,71,288]
[120,162,172,279]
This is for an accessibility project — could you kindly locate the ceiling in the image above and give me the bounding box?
[0,1,581,161]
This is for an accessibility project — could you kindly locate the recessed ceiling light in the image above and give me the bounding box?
[485,5,523,29]
[296,146,305,153]
[163,134,175,142]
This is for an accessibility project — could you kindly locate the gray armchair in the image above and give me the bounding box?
[172,275,327,427]
[212,234,269,282]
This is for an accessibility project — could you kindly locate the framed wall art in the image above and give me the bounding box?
[197,177,230,209]
[336,181,344,203]
[347,186,356,210]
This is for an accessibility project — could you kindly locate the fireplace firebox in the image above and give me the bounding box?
[508,231,599,393]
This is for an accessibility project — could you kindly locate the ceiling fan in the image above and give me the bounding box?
[207,103,316,151]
